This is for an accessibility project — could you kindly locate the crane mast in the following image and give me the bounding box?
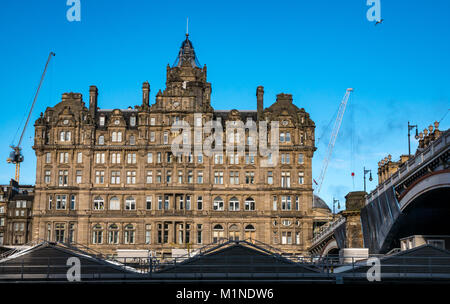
[7,52,55,183]
[315,88,353,194]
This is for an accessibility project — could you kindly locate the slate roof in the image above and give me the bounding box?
[158,240,318,274]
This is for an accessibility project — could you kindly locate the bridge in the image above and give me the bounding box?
[309,128,450,257]
[361,128,450,253]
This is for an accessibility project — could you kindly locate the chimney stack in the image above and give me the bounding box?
[257,86,264,121]
[89,85,98,119]
[142,81,150,107]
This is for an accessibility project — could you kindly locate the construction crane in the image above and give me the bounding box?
[7,52,55,183]
[315,88,353,194]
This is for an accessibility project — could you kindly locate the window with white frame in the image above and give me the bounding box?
[111,152,121,164]
[214,171,223,184]
[146,196,152,210]
[197,171,203,184]
[56,195,67,210]
[95,171,104,184]
[213,197,224,211]
[281,196,292,211]
[93,197,104,210]
[298,172,304,184]
[146,171,153,183]
[281,171,291,188]
[45,152,52,163]
[245,197,256,211]
[77,152,82,163]
[127,153,136,164]
[111,171,120,184]
[58,170,68,186]
[126,171,136,184]
[96,152,105,164]
[125,197,136,210]
[76,170,82,184]
[147,152,153,163]
[229,197,239,211]
[44,170,51,184]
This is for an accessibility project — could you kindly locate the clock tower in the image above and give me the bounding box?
[153,33,213,113]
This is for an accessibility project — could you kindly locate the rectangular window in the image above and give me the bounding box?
[197,171,203,184]
[44,170,51,184]
[126,171,136,184]
[187,171,193,184]
[111,171,121,184]
[127,153,136,164]
[298,153,304,164]
[197,196,203,210]
[146,171,153,184]
[197,153,203,163]
[245,172,255,184]
[145,225,151,244]
[273,196,277,211]
[111,153,121,164]
[281,196,292,211]
[150,117,156,125]
[214,154,223,164]
[295,196,300,211]
[214,171,223,184]
[77,152,82,163]
[146,196,152,210]
[298,172,304,185]
[163,131,169,144]
[281,172,291,188]
[157,152,161,163]
[96,153,105,164]
[147,152,153,163]
[267,171,273,185]
[245,153,255,164]
[156,171,162,183]
[197,225,203,244]
[150,131,155,142]
[56,195,67,210]
[164,195,170,210]
[45,152,51,163]
[157,196,162,210]
[186,195,191,210]
[59,152,69,164]
[70,195,76,210]
[76,170,82,184]
[58,170,69,186]
[95,171,104,184]
[230,171,239,185]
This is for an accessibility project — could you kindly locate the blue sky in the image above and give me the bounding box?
[0,0,449,211]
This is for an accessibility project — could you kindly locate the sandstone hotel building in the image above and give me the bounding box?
[31,34,330,258]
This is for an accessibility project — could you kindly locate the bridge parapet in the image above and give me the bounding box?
[366,128,450,205]
[311,216,346,248]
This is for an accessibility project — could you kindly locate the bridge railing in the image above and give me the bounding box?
[366,128,449,204]
[311,216,346,246]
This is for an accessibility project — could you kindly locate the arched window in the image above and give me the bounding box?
[125,196,136,210]
[92,224,103,244]
[130,135,136,145]
[112,132,117,142]
[65,131,71,141]
[244,197,255,211]
[109,196,120,210]
[229,224,240,241]
[98,135,105,145]
[124,224,135,244]
[229,197,239,211]
[117,132,122,142]
[213,197,224,211]
[245,224,256,241]
[60,131,65,142]
[212,224,224,243]
[93,196,104,210]
[108,224,119,244]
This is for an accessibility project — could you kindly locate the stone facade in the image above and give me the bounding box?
[32,34,324,258]
[0,180,34,246]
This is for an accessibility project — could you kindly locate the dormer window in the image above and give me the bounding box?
[130,116,136,127]
[99,116,105,126]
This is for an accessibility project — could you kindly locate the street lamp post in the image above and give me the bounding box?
[408,121,418,157]
[363,167,373,193]
[332,197,340,220]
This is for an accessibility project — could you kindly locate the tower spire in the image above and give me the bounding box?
[186,17,189,37]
